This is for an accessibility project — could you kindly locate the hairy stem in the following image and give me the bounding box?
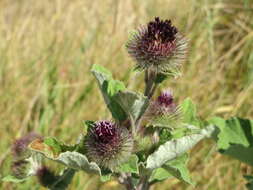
[136,176,151,190]
[148,83,157,99]
[136,68,158,132]
[120,174,151,190]
[119,173,135,190]
[144,69,155,98]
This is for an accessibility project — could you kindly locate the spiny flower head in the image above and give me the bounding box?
[126,17,187,76]
[156,90,176,112]
[145,90,182,128]
[11,160,29,179]
[86,120,133,170]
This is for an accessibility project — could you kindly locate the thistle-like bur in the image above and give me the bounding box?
[12,132,41,160]
[126,17,187,76]
[11,160,30,179]
[145,90,182,128]
[86,121,133,170]
[11,132,42,179]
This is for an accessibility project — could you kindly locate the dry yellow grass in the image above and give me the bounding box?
[0,0,253,189]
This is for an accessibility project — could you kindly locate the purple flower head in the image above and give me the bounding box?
[12,132,42,160]
[145,90,182,128]
[152,90,177,114]
[11,160,29,179]
[126,17,187,76]
[157,90,174,107]
[93,121,116,143]
[86,120,133,169]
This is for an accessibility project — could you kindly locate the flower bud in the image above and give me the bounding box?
[126,17,187,76]
[86,121,133,170]
[12,132,41,160]
[10,132,43,179]
[145,90,182,128]
[11,160,29,179]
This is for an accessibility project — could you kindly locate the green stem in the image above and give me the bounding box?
[136,176,151,190]
[148,83,157,99]
[144,69,154,97]
[119,173,135,190]
[120,173,151,190]
[144,68,158,99]
[136,68,158,132]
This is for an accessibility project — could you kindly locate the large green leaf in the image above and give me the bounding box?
[149,154,193,185]
[53,152,101,174]
[91,64,127,121]
[181,98,201,126]
[210,117,252,149]
[149,168,172,182]
[29,138,111,181]
[146,125,215,169]
[245,175,253,190]
[116,154,139,174]
[210,117,253,166]
[49,169,75,190]
[162,154,194,185]
[115,90,149,122]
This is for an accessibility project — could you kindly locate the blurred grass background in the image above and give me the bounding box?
[0,0,253,189]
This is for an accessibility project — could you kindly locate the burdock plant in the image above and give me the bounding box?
[86,120,133,170]
[4,17,226,190]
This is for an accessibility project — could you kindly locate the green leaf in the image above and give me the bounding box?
[149,154,194,185]
[91,64,127,121]
[29,139,111,181]
[48,169,76,190]
[223,145,253,167]
[115,90,149,122]
[149,168,172,182]
[210,117,253,166]
[116,155,139,174]
[209,117,251,149]
[2,175,28,183]
[100,171,112,182]
[55,152,100,174]
[244,175,253,190]
[181,98,200,126]
[146,125,215,169]
[163,154,194,185]
[84,120,95,128]
[44,138,62,155]
[83,120,96,135]
[159,129,172,145]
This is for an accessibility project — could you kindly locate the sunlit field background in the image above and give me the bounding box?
[0,0,253,189]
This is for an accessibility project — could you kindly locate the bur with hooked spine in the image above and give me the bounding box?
[85,120,134,170]
[126,17,188,76]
